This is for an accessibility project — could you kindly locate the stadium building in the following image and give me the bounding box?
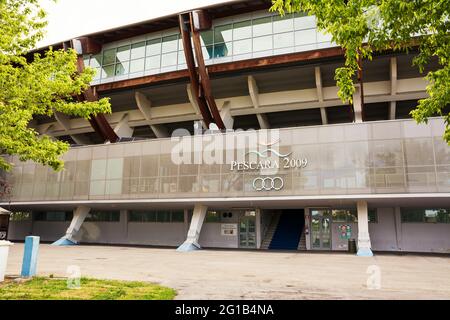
[1,0,449,254]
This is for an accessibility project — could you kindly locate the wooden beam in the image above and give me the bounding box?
[179,13,214,129]
[189,12,225,130]
[75,55,120,143]
[95,47,345,93]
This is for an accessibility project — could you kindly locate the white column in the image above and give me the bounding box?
[135,91,169,138]
[114,113,134,138]
[248,76,270,129]
[52,206,90,246]
[177,204,207,252]
[356,201,373,256]
[220,101,234,130]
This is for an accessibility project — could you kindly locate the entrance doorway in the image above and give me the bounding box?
[310,209,332,250]
[239,213,256,249]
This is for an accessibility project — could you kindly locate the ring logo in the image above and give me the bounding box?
[253,177,284,191]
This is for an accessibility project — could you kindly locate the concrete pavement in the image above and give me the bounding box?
[5,244,450,300]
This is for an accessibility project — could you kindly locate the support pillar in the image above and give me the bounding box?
[177,204,207,252]
[356,201,373,256]
[52,206,90,246]
[220,101,234,130]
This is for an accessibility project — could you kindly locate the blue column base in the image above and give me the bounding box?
[357,247,373,257]
[21,236,40,278]
[51,237,77,246]
[176,242,201,252]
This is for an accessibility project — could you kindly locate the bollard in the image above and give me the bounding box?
[21,236,40,278]
[0,241,14,282]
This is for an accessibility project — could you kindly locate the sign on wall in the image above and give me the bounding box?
[338,225,352,240]
[221,224,238,236]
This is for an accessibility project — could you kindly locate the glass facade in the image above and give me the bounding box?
[2,118,449,203]
[401,208,450,223]
[129,210,184,223]
[83,11,335,84]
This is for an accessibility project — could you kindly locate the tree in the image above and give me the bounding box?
[271,0,450,143]
[0,0,111,171]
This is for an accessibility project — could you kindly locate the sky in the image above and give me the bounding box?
[37,0,233,47]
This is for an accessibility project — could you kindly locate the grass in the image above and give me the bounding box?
[0,277,177,300]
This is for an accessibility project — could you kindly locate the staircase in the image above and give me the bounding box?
[297,230,307,251]
[269,211,305,250]
[260,214,280,250]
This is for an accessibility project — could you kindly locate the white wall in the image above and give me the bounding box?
[199,223,238,248]
[369,208,399,251]
[400,223,450,253]
[7,220,33,241]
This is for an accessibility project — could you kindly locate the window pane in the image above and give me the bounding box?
[102,65,115,78]
[317,31,333,43]
[103,48,116,65]
[161,52,178,67]
[146,38,161,56]
[93,68,101,80]
[214,43,232,58]
[214,24,233,43]
[368,209,378,223]
[273,14,294,33]
[171,211,184,222]
[253,17,272,37]
[116,45,131,63]
[46,212,67,221]
[274,32,294,49]
[233,20,252,40]
[130,58,145,73]
[131,42,146,60]
[115,61,130,76]
[106,158,123,180]
[91,160,107,180]
[89,54,102,68]
[145,55,161,70]
[200,30,214,46]
[253,35,272,52]
[295,29,317,46]
[294,15,316,30]
[157,211,171,222]
[401,208,424,222]
[162,35,178,53]
[206,211,220,222]
[233,38,251,55]
[203,46,214,60]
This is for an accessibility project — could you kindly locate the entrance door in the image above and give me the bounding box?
[310,209,331,250]
[239,215,256,249]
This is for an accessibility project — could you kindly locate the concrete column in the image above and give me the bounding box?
[304,208,311,250]
[353,85,363,123]
[256,209,262,249]
[356,201,373,256]
[114,114,134,138]
[177,204,207,252]
[394,206,402,251]
[220,101,234,130]
[52,206,90,246]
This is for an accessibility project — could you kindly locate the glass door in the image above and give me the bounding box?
[310,210,332,250]
[239,216,256,249]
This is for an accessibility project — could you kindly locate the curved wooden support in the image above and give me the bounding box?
[179,14,214,128]
[179,12,225,130]
[189,12,225,130]
[75,52,119,143]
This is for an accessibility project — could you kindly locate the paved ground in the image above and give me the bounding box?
[5,244,450,300]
